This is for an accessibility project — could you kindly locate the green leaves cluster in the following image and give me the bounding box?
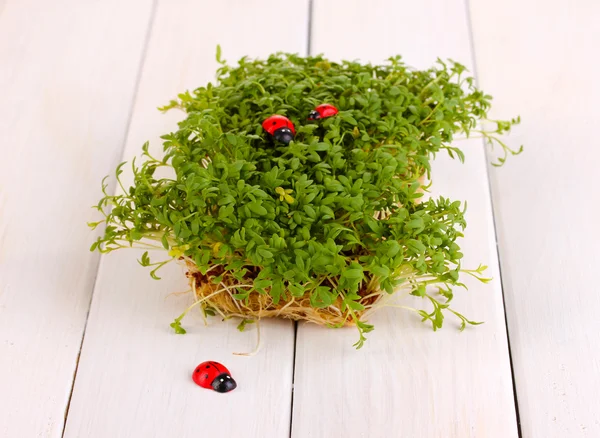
[90,50,520,345]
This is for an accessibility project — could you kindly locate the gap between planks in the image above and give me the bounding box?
[289,1,314,435]
[463,0,523,435]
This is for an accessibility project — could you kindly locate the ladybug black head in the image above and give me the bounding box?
[308,110,320,120]
[273,127,294,145]
[212,373,237,393]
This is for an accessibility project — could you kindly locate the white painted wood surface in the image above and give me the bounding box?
[62,1,308,437]
[4,0,600,436]
[0,1,154,436]
[469,1,600,436]
[290,1,518,437]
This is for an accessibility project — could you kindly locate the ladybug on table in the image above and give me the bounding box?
[262,114,295,144]
[308,103,339,120]
[193,361,237,393]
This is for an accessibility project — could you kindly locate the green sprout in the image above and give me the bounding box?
[90,48,521,347]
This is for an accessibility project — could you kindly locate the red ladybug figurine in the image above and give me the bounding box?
[262,115,295,144]
[308,103,339,120]
[193,361,237,393]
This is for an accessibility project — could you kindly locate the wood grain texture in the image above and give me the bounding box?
[469,1,600,436]
[62,1,308,437]
[0,1,153,436]
[290,1,518,437]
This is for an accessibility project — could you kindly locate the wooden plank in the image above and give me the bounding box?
[63,1,309,437]
[290,1,519,437]
[468,1,600,436]
[0,1,153,436]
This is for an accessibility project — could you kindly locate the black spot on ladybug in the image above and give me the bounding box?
[206,365,210,368]
[195,368,201,373]
[272,121,276,125]
[204,374,209,379]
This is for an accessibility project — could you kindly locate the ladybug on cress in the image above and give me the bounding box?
[262,114,295,144]
[308,103,338,120]
[192,361,237,393]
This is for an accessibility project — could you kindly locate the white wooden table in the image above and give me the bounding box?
[1,1,599,437]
